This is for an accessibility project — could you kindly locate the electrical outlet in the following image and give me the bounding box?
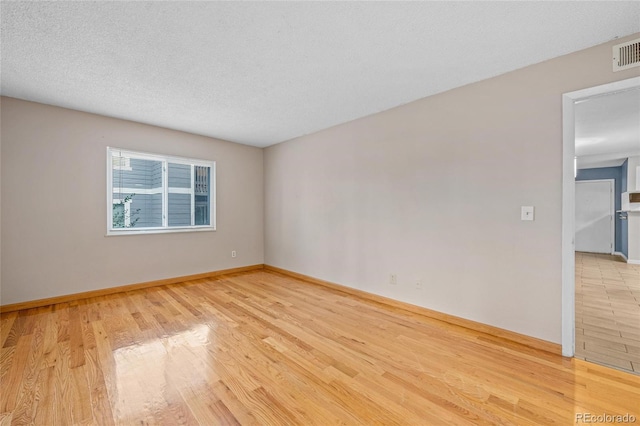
[390,274,397,285]
[231,250,237,258]
[415,280,422,289]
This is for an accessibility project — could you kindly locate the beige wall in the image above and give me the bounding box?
[0,97,2,295]
[264,34,640,344]
[1,97,264,305]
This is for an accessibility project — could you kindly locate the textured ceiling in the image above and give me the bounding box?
[576,87,640,170]
[2,2,639,147]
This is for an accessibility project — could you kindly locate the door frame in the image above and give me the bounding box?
[561,76,640,357]
[575,179,615,254]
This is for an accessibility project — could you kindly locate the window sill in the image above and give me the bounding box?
[106,226,216,236]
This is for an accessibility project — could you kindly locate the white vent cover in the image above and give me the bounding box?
[613,38,640,72]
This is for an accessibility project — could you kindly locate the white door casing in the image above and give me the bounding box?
[562,76,640,357]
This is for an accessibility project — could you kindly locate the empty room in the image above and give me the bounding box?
[1,2,640,425]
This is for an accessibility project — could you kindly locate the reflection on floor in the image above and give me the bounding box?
[2,270,640,424]
[575,252,640,374]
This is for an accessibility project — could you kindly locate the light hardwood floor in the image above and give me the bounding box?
[2,270,639,425]
[575,252,640,374]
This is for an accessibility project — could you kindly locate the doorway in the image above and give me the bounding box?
[562,76,640,365]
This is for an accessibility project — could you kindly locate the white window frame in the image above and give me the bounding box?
[107,147,216,236]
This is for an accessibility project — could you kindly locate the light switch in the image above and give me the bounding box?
[521,206,534,221]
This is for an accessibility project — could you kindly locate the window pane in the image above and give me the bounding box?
[111,153,162,228]
[168,163,191,188]
[144,193,163,227]
[112,203,125,228]
[194,166,210,226]
[168,163,192,227]
[168,193,191,226]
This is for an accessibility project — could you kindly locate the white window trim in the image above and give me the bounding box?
[190,164,195,226]
[110,187,192,195]
[107,147,216,236]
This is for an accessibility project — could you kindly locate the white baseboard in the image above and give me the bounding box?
[613,251,628,261]
[614,252,640,265]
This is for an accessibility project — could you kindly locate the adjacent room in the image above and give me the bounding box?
[574,88,640,373]
[1,2,640,424]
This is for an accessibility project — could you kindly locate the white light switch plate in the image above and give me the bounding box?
[521,206,534,221]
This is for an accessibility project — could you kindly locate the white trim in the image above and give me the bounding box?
[561,93,576,358]
[106,226,215,237]
[112,187,161,195]
[627,259,640,265]
[106,147,113,231]
[190,164,195,226]
[162,161,168,227]
[108,147,214,168]
[575,179,615,255]
[613,251,628,261]
[211,163,217,228]
[561,76,640,358]
[111,187,192,195]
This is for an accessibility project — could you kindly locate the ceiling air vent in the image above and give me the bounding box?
[613,38,640,72]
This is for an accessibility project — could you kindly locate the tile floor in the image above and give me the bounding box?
[575,252,640,374]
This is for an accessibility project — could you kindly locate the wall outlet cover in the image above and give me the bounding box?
[521,206,535,221]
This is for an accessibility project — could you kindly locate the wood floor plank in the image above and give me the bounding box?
[81,346,114,425]
[0,313,18,349]
[69,366,93,425]
[0,413,11,426]
[2,312,26,349]
[0,334,32,414]
[31,365,56,426]
[1,269,639,424]
[54,304,70,344]
[51,341,73,425]
[9,311,48,426]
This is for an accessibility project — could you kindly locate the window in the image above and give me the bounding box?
[107,147,215,235]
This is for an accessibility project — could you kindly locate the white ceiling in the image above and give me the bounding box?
[2,2,639,148]
[575,87,640,170]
